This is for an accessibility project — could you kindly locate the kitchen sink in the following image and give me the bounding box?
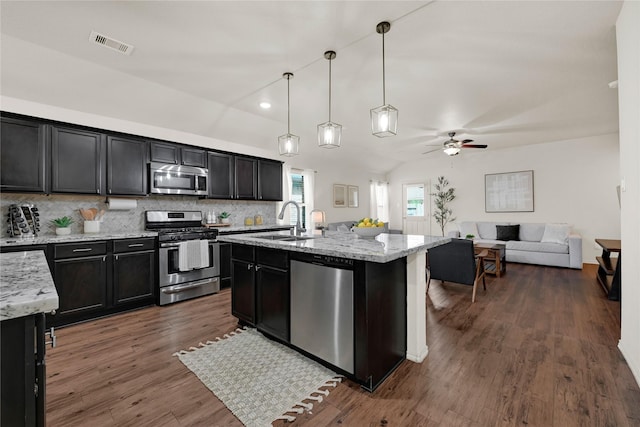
[254,235,314,242]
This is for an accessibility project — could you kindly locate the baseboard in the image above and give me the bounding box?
[406,345,429,363]
[618,339,640,389]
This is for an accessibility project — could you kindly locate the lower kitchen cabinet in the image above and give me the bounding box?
[113,238,156,306]
[219,242,232,289]
[231,244,289,341]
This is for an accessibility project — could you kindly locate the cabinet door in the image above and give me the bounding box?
[0,117,47,193]
[235,156,257,200]
[219,242,232,289]
[231,259,255,324]
[107,135,148,195]
[208,152,234,199]
[113,251,155,305]
[51,126,105,195]
[256,265,289,341]
[258,159,283,201]
[53,255,108,319]
[150,141,180,164]
[181,147,207,167]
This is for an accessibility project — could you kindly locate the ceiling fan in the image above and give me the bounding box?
[422,132,488,156]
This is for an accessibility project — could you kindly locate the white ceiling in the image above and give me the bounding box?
[0,1,622,174]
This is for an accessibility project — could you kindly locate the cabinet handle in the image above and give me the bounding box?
[115,255,119,261]
[247,263,253,270]
[96,189,100,194]
[128,243,144,248]
[72,248,92,252]
[102,256,106,262]
[255,265,261,271]
[45,327,57,348]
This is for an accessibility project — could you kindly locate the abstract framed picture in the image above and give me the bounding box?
[485,170,534,212]
[333,184,347,207]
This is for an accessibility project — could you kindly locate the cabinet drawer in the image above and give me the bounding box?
[231,244,254,262]
[256,247,289,270]
[54,241,107,259]
[113,238,156,253]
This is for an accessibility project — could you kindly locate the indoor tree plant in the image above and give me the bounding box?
[432,176,456,237]
[51,216,74,235]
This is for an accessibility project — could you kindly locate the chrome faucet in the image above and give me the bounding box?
[278,200,306,236]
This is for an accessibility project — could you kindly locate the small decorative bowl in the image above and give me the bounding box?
[351,227,384,238]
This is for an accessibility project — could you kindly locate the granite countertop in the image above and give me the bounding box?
[1,251,59,321]
[218,230,450,263]
[0,231,158,247]
[215,224,292,234]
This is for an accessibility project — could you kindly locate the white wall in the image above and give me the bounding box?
[616,0,640,388]
[388,134,620,263]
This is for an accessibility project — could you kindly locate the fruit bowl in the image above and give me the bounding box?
[351,226,384,238]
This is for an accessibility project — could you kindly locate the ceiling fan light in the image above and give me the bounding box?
[318,121,342,148]
[371,104,398,137]
[278,133,300,156]
[443,144,460,156]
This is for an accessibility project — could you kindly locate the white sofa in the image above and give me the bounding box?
[449,221,582,269]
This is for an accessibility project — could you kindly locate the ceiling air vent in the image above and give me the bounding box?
[89,31,134,56]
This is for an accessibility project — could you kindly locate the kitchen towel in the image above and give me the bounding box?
[187,240,209,270]
[178,242,190,271]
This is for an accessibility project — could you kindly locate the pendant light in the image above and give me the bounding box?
[278,72,300,156]
[318,50,342,148]
[370,21,398,138]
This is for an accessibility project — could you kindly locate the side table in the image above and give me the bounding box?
[474,243,506,277]
[595,238,621,301]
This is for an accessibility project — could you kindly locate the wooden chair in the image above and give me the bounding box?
[427,239,488,303]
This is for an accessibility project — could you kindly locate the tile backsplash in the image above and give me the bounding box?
[0,193,278,236]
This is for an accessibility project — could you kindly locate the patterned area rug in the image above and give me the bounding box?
[174,327,342,427]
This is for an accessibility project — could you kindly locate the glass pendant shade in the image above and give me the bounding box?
[278,133,300,156]
[317,121,342,148]
[370,104,398,137]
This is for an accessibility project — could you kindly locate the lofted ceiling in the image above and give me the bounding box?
[0,1,622,174]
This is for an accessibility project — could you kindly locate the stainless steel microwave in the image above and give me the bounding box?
[149,162,208,196]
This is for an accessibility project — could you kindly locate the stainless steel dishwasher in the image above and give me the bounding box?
[290,254,354,374]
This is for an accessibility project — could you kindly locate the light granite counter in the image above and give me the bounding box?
[0,231,158,248]
[0,251,59,321]
[215,224,292,234]
[217,229,450,263]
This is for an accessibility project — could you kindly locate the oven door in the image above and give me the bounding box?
[159,240,220,287]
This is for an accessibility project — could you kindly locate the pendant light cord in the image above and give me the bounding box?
[287,76,291,134]
[382,30,386,105]
[328,57,332,122]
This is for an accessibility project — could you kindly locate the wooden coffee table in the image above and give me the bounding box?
[474,243,506,277]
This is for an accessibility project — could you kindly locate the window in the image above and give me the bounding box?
[370,181,389,222]
[290,172,306,228]
[406,184,425,217]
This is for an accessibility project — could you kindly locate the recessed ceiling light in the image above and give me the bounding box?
[259,101,271,109]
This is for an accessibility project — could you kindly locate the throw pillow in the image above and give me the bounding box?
[540,223,570,244]
[458,222,479,238]
[496,224,520,241]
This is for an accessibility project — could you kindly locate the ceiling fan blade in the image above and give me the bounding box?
[422,147,442,155]
[461,139,474,144]
[461,144,488,149]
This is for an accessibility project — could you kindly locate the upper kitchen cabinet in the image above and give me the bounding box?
[107,135,148,196]
[208,151,234,199]
[258,159,283,201]
[0,116,48,193]
[235,156,258,200]
[150,141,207,168]
[50,126,105,195]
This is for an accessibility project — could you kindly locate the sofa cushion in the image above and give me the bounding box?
[519,223,546,242]
[477,222,507,240]
[506,240,569,254]
[541,223,570,244]
[458,222,479,238]
[496,224,520,241]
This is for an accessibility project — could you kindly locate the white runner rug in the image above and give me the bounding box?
[174,327,342,427]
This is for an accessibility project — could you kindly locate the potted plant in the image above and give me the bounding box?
[51,216,74,235]
[431,176,456,237]
[465,234,475,239]
[218,211,231,224]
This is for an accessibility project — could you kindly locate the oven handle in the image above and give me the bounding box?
[161,278,219,294]
[160,240,218,248]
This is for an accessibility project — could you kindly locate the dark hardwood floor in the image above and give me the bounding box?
[46,263,640,426]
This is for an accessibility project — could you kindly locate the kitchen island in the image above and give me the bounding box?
[218,229,448,391]
[1,250,59,426]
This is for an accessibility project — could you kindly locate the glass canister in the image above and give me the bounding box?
[254,214,263,225]
[244,216,254,226]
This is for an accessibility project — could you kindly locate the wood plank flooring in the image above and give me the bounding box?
[46,263,640,426]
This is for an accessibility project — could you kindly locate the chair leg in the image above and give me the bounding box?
[472,256,486,303]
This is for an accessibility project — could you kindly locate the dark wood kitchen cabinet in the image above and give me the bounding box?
[51,241,109,327]
[112,238,156,306]
[231,244,289,341]
[107,135,148,196]
[0,116,48,193]
[258,159,283,201]
[150,141,206,168]
[50,125,105,195]
[219,242,232,289]
[234,156,257,199]
[208,151,235,199]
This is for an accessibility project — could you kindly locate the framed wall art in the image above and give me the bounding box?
[333,184,347,207]
[485,170,534,212]
[348,185,359,208]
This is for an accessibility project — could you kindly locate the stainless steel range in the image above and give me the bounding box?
[145,210,220,305]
